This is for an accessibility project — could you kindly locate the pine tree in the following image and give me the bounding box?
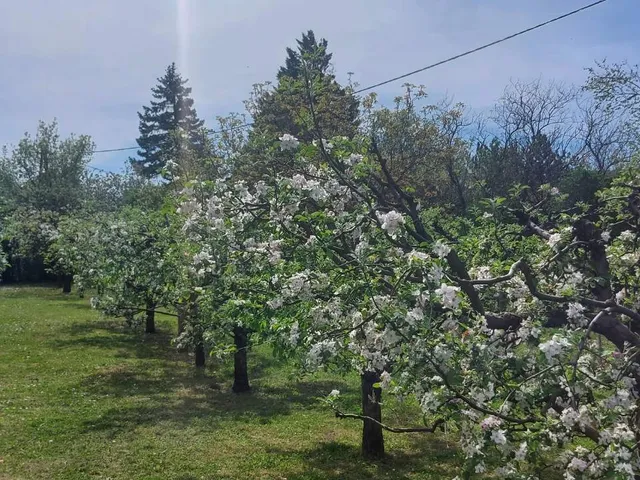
[251,30,359,143]
[277,30,332,80]
[130,63,205,177]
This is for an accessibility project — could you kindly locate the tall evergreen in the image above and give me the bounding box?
[130,63,205,177]
[251,30,359,142]
[277,31,332,80]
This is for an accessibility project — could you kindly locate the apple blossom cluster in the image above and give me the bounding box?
[279,133,300,151]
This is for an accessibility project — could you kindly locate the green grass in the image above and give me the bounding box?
[0,285,460,479]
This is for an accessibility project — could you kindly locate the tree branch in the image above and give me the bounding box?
[333,408,445,433]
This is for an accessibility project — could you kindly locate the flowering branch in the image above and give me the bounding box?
[452,259,524,286]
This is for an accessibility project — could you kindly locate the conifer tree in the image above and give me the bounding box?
[131,63,206,177]
[251,30,359,142]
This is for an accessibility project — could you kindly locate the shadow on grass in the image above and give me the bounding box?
[49,318,182,361]
[271,440,458,480]
[79,372,352,435]
[54,315,352,434]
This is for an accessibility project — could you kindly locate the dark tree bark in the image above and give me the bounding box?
[62,275,72,294]
[195,342,205,368]
[232,326,251,393]
[145,299,156,333]
[361,370,384,458]
[177,306,185,335]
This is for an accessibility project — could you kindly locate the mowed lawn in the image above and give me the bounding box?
[0,286,459,480]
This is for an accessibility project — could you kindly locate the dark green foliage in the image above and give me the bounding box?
[471,138,520,199]
[251,30,359,143]
[471,134,573,204]
[130,63,206,177]
[520,133,568,194]
[558,166,609,206]
[277,30,332,80]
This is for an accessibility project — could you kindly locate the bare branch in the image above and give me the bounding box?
[333,408,445,434]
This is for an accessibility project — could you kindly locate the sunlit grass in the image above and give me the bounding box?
[0,285,459,479]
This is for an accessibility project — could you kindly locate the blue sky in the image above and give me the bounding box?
[1,0,637,171]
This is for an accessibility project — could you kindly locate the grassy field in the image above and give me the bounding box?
[0,286,460,480]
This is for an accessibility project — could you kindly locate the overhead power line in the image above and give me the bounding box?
[91,0,608,156]
[353,0,608,94]
[92,123,256,154]
[206,122,255,135]
[93,146,138,153]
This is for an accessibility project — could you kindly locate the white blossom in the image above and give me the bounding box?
[566,302,587,326]
[290,174,307,189]
[614,462,634,477]
[313,138,334,153]
[420,391,441,412]
[548,233,562,248]
[405,307,423,326]
[165,159,179,172]
[568,457,588,472]
[619,230,635,242]
[560,407,580,428]
[283,271,310,298]
[376,210,405,235]
[193,249,213,266]
[289,321,300,346]
[490,429,507,445]
[279,133,300,151]
[306,339,337,368]
[435,283,461,309]
[514,442,527,461]
[380,371,392,389]
[429,265,444,283]
[255,181,268,197]
[267,297,283,309]
[432,240,451,259]
[613,424,635,442]
[346,153,363,166]
[539,335,570,363]
[480,415,502,430]
[90,297,99,309]
[406,250,429,262]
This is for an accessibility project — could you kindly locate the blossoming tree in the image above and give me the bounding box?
[198,126,640,477]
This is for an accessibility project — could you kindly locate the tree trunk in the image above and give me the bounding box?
[361,370,384,459]
[62,275,72,294]
[177,306,185,335]
[145,299,156,333]
[195,342,205,368]
[232,326,251,393]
